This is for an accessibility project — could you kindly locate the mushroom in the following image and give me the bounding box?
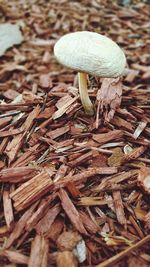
[54,31,126,115]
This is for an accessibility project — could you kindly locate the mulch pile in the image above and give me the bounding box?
[0,1,150,266]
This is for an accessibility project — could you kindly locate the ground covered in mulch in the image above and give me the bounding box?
[0,1,150,266]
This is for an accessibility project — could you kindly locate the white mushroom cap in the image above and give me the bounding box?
[54,31,126,77]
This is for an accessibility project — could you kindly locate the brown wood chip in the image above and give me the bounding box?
[35,204,61,235]
[113,190,127,226]
[59,189,87,235]
[4,202,38,249]
[10,171,53,211]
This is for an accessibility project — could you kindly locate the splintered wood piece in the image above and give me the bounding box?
[94,170,137,192]
[0,116,12,129]
[45,218,64,240]
[79,211,100,234]
[10,171,53,211]
[56,251,78,267]
[26,195,54,232]
[124,146,146,162]
[53,164,68,182]
[92,130,123,145]
[5,105,41,163]
[66,181,81,198]
[0,128,23,138]
[56,167,117,188]
[28,235,49,267]
[112,116,134,131]
[129,215,144,239]
[3,190,14,228]
[96,77,123,122]
[52,96,78,120]
[4,202,38,248]
[0,167,38,183]
[12,144,40,167]
[2,250,29,265]
[113,191,127,226]
[68,151,93,167]
[56,94,73,109]
[0,137,9,154]
[46,124,70,139]
[35,204,61,235]
[59,189,87,235]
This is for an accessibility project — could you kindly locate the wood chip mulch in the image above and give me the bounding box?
[0,1,150,267]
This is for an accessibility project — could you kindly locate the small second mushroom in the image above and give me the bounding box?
[54,31,126,115]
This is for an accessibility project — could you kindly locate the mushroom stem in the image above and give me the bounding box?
[78,72,94,115]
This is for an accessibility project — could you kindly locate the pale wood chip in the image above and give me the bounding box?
[28,235,49,267]
[2,250,29,265]
[133,121,147,139]
[56,94,73,109]
[56,251,78,267]
[52,96,78,120]
[0,225,10,237]
[78,197,113,206]
[39,73,52,88]
[3,190,14,228]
